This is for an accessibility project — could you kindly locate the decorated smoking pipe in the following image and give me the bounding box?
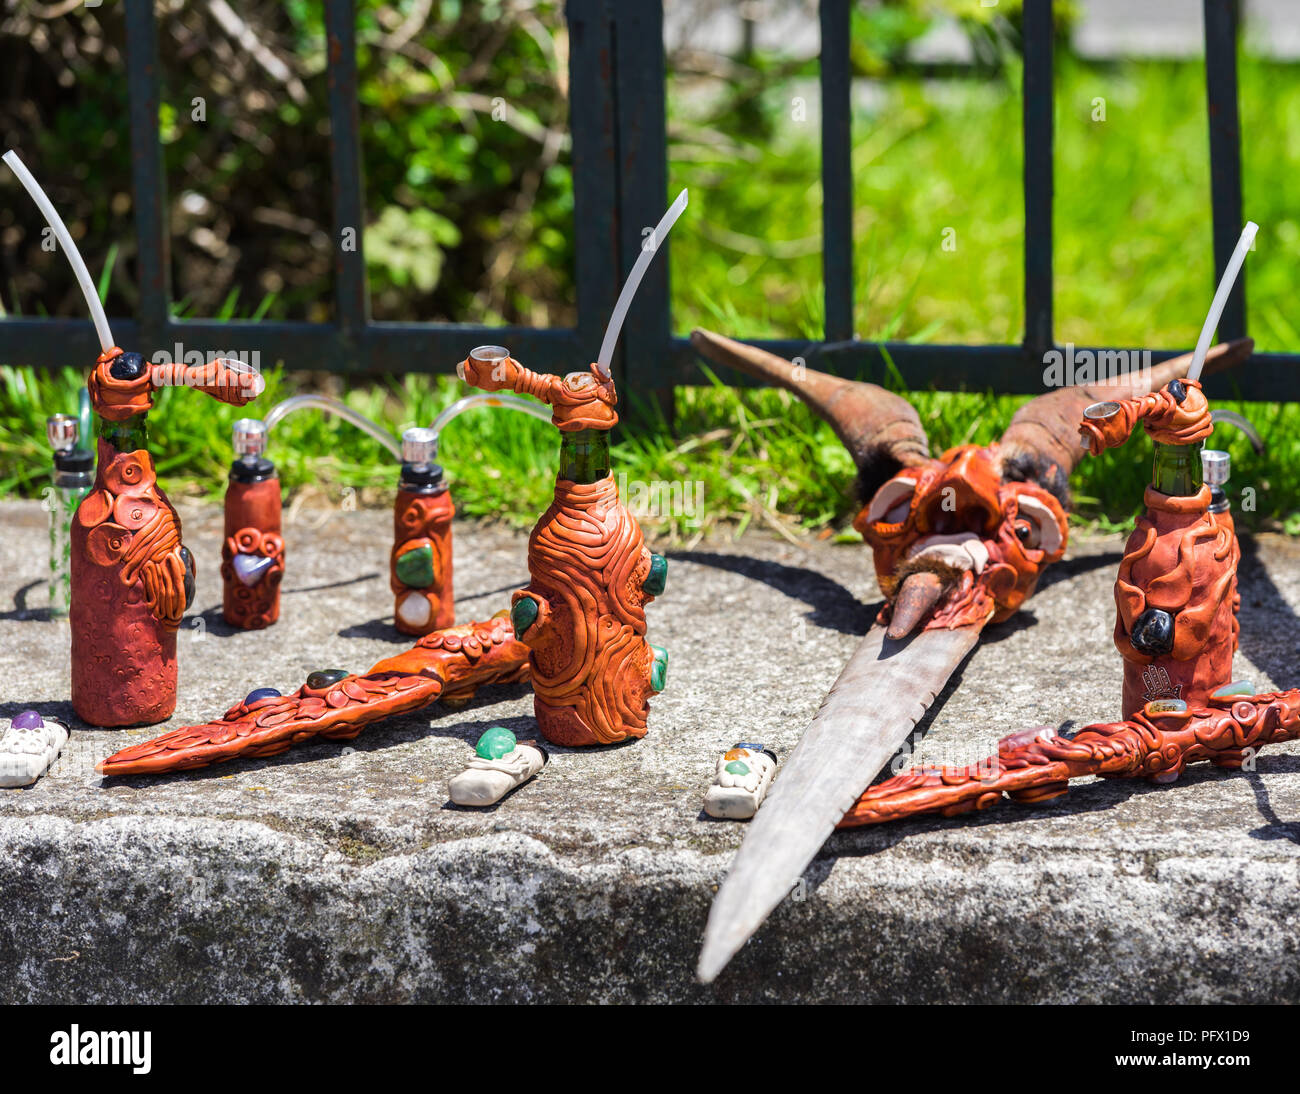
[76,354,260,728]
[390,396,550,636]
[5,151,262,727]
[691,327,1254,983]
[222,418,286,630]
[446,190,688,747]
[456,347,668,746]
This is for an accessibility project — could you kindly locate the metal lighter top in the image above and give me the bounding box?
[232,418,268,459]
[1200,448,1230,486]
[46,414,78,452]
[401,426,438,465]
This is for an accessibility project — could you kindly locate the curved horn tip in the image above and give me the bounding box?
[690,327,730,351]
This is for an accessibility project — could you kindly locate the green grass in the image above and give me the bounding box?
[4,53,1300,540]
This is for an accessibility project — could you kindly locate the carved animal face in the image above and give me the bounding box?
[854,444,1067,628]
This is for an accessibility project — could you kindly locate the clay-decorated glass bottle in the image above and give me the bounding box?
[222,418,284,629]
[392,427,455,635]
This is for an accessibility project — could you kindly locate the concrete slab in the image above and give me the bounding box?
[0,498,1297,1002]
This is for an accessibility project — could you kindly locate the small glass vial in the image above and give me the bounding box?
[46,415,93,618]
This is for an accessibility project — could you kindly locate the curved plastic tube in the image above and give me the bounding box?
[429,393,551,457]
[263,394,402,461]
[1188,222,1258,383]
[4,150,115,352]
[596,188,689,379]
[77,387,92,451]
[1211,408,1265,454]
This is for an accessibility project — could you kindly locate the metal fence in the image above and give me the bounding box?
[2,0,1292,402]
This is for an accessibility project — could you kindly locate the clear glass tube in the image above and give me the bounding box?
[48,467,92,617]
[262,394,403,462]
[1210,409,1264,454]
[428,393,551,457]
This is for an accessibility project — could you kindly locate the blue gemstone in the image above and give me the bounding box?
[244,687,282,705]
[11,710,43,729]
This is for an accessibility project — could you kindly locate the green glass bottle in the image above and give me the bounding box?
[98,410,150,456]
[1151,439,1203,498]
[559,428,610,484]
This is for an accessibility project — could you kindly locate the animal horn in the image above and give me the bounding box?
[690,328,930,498]
[998,337,1254,502]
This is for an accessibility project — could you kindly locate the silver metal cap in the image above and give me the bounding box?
[1084,401,1121,420]
[1201,448,1230,486]
[46,414,78,452]
[232,418,268,458]
[402,427,438,464]
[469,345,509,365]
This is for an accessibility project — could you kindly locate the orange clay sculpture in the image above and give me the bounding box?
[74,349,261,726]
[457,347,666,746]
[841,691,1300,825]
[391,428,456,635]
[840,375,1274,827]
[1081,379,1238,717]
[4,150,263,725]
[222,420,285,630]
[97,614,528,776]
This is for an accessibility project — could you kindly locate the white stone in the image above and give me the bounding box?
[233,552,275,586]
[449,745,546,807]
[0,716,69,788]
[396,591,432,628]
[704,747,777,820]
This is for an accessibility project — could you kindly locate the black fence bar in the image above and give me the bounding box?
[566,0,623,368]
[819,0,855,342]
[323,0,370,339]
[123,1,170,349]
[1203,0,1247,341]
[613,0,673,394]
[1022,0,1054,359]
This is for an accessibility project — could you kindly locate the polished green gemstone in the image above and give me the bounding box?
[1212,680,1255,698]
[724,760,750,776]
[643,553,668,597]
[475,726,517,760]
[395,543,435,588]
[649,643,668,694]
[511,596,539,636]
[306,668,349,690]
